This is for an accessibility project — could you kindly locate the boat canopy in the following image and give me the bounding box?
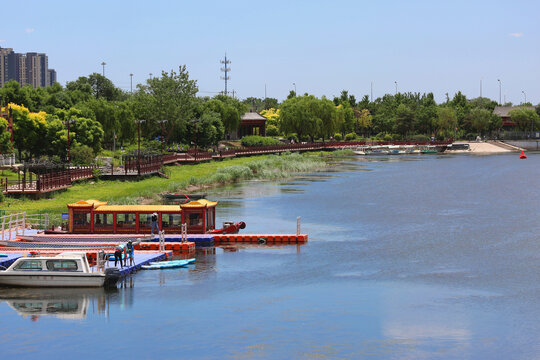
[180,199,218,208]
[94,205,181,212]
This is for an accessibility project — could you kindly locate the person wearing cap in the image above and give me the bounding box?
[151,212,159,235]
[125,240,135,266]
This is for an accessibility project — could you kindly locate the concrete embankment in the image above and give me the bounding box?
[448,141,521,153]
[503,140,540,151]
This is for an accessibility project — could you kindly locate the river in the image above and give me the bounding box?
[1,152,539,359]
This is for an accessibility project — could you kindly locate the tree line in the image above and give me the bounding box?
[1,65,539,164]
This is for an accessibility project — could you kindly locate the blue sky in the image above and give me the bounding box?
[2,0,539,104]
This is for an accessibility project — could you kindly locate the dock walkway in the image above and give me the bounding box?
[0,250,171,280]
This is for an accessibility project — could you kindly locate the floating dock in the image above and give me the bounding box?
[212,234,308,244]
[0,250,172,279]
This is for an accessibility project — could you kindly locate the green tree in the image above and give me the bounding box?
[66,73,123,101]
[280,95,320,141]
[436,107,456,139]
[509,108,540,131]
[355,109,372,137]
[469,108,493,135]
[395,104,415,137]
[317,97,338,140]
[133,66,198,144]
[0,118,12,153]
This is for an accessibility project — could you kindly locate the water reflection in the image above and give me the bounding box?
[0,287,118,321]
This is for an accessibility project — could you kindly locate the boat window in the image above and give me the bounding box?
[94,213,113,228]
[46,260,79,271]
[162,213,181,229]
[117,213,136,228]
[73,212,90,226]
[139,213,152,229]
[13,302,43,312]
[188,213,202,226]
[13,260,43,270]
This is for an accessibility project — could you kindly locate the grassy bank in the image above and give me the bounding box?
[1,151,349,221]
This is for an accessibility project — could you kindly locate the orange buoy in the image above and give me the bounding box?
[520,150,527,159]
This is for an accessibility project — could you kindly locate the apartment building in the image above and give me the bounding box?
[0,47,56,88]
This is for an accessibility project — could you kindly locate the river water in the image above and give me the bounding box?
[1,153,539,359]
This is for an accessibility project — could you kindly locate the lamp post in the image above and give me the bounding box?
[130,73,133,93]
[293,82,296,94]
[395,81,398,95]
[63,119,76,163]
[157,120,168,154]
[497,79,502,105]
[135,119,146,175]
[101,62,106,77]
[149,73,153,80]
[522,90,526,104]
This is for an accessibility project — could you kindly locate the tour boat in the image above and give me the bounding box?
[0,253,120,287]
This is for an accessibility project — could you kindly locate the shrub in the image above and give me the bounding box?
[344,132,357,141]
[241,136,282,147]
[287,134,299,143]
[383,134,393,141]
[333,133,343,141]
[266,125,279,137]
[71,145,95,165]
[411,134,430,142]
[392,134,402,141]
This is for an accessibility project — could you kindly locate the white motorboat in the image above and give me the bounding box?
[0,253,120,288]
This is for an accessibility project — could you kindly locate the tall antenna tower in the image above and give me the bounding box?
[220,53,231,96]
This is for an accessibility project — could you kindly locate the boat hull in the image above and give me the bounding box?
[0,273,106,287]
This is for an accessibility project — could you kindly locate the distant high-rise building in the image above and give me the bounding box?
[48,69,57,86]
[0,47,56,88]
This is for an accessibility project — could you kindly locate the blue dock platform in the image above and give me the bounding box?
[101,250,172,277]
[0,253,22,269]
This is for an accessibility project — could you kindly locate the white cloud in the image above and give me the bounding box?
[0,40,5,43]
[509,32,523,37]
[25,28,35,34]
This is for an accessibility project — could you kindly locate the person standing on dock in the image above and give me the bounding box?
[125,240,135,266]
[114,245,125,268]
[151,212,160,235]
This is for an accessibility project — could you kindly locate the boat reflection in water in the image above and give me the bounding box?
[0,287,119,321]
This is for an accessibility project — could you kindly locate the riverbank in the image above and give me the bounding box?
[1,152,339,221]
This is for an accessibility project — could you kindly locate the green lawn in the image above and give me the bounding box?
[0,151,343,224]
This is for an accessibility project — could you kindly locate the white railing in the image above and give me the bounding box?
[1,212,26,241]
[0,212,49,242]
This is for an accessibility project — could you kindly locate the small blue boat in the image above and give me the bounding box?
[142,258,196,270]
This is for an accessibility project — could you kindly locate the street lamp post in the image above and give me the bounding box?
[135,120,146,175]
[63,119,76,163]
[130,73,134,93]
[522,90,526,104]
[157,120,168,154]
[497,79,502,105]
[293,83,297,94]
[395,81,398,95]
[101,62,106,77]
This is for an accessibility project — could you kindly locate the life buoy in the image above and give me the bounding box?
[258,238,266,245]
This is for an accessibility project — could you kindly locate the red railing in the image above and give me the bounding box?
[70,166,94,181]
[37,171,71,191]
